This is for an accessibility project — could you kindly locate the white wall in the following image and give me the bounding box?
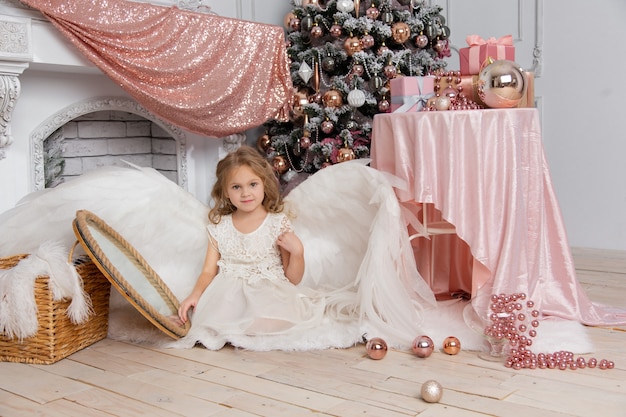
[1,0,624,251]
[434,0,626,251]
[541,0,626,251]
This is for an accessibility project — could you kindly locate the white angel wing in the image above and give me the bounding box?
[285,160,437,347]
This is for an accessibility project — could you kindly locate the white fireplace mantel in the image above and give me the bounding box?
[0,0,242,214]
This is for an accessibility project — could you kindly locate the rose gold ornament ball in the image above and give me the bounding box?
[321,120,334,134]
[337,147,356,163]
[344,36,363,56]
[412,335,434,358]
[310,25,323,38]
[366,337,388,360]
[415,33,429,48]
[442,336,461,355]
[256,134,271,153]
[330,24,343,38]
[322,89,344,108]
[420,380,443,403]
[299,136,311,149]
[272,155,289,175]
[378,99,390,112]
[292,89,310,118]
[391,22,411,43]
[366,6,380,20]
[283,12,297,29]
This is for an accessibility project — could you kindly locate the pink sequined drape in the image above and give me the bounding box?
[23,0,293,137]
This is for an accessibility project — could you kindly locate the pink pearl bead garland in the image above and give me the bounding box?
[485,293,615,371]
[422,71,483,112]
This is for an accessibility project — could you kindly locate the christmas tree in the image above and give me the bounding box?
[259,0,449,186]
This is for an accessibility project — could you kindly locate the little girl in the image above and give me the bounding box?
[176,146,327,350]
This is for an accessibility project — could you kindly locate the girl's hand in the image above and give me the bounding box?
[178,295,199,324]
[277,231,305,285]
[276,231,304,256]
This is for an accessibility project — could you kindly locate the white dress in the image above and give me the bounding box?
[177,213,328,350]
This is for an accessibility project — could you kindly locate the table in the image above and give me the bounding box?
[371,108,625,325]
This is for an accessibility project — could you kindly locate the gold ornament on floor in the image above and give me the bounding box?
[391,22,411,43]
[420,380,443,403]
[366,337,387,360]
[272,155,289,175]
[337,147,356,163]
[442,336,461,355]
[322,89,343,108]
[256,133,270,153]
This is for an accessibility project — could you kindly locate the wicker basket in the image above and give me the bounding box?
[0,253,111,364]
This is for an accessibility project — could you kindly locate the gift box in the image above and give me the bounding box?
[390,76,435,112]
[459,34,515,75]
[518,71,535,108]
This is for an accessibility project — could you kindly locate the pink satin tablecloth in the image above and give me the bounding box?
[371,108,626,325]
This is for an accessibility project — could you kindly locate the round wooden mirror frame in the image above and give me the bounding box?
[73,209,190,339]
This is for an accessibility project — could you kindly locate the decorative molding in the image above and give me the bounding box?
[30,96,188,190]
[531,0,543,77]
[516,0,523,41]
[240,0,247,21]
[176,0,214,13]
[221,132,247,154]
[0,72,19,160]
[0,15,32,61]
[0,0,30,8]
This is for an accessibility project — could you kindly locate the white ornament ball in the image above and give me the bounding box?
[421,380,443,403]
[347,89,366,107]
[434,95,451,111]
[336,0,355,13]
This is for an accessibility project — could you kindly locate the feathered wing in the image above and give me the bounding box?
[0,165,208,301]
[285,160,437,347]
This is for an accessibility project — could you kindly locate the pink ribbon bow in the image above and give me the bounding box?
[466,34,513,47]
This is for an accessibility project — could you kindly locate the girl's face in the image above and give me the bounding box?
[225,164,265,214]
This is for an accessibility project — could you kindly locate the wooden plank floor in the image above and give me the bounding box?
[1,247,625,417]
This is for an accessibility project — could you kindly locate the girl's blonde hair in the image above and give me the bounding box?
[208,146,283,224]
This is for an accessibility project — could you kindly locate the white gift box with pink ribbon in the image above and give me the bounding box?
[459,34,515,75]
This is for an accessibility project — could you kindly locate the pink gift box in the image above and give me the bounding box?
[390,76,435,113]
[459,34,515,75]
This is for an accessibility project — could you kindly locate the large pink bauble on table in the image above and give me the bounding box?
[477,60,527,108]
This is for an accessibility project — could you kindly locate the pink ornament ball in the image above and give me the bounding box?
[412,335,434,358]
[366,337,388,360]
[378,99,390,113]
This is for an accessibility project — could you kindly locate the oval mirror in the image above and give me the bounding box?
[72,209,189,339]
